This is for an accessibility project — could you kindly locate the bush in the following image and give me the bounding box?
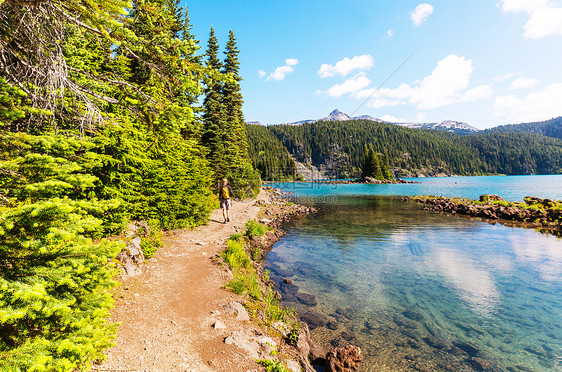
[245,219,270,240]
[140,220,163,259]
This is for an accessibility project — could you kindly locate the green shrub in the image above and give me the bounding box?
[245,219,270,239]
[222,239,250,270]
[256,359,291,372]
[140,220,163,259]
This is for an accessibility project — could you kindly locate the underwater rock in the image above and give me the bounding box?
[326,321,339,330]
[403,307,425,322]
[423,336,452,350]
[468,357,493,371]
[452,341,480,357]
[325,344,363,372]
[340,331,355,341]
[296,292,317,306]
[300,310,327,329]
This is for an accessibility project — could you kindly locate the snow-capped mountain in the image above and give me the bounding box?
[394,120,479,134]
[278,109,479,135]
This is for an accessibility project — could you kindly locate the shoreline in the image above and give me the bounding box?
[406,194,562,236]
[100,187,361,372]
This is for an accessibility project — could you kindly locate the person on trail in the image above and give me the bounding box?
[218,178,233,223]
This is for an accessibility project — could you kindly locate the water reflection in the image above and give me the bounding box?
[265,196,562,371]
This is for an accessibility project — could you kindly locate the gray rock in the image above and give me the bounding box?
[116,251,142,278]
[212,320,226,330]
[285,359,301,372]
[224,331,260,359]
[223,302,250,321]
[127,237,144,264]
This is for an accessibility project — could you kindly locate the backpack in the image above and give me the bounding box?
[221,186,230,199]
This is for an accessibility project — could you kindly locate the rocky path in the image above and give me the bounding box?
[95,192,271,372]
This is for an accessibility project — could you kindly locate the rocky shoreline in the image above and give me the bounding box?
[406,194,562,236]
[317,177,419,185]
[223,186,364,371]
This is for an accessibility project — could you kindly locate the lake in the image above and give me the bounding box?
[264,175,562,371]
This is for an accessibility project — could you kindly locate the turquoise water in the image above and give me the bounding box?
[267,174,562,202]
[264,176,562,371]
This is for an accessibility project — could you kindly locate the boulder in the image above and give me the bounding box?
[212,320,226,330]
[127,237,145,264]
[479,194,504,202]
[300,310,327,329]
[285,359,301,372]
[116,251,142,278]
[296,292,317,306]
[325,344,363,372]
[222,302,250,321]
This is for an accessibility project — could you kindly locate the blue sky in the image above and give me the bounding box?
[185,0,562,129]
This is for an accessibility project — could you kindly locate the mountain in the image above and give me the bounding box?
[245,121,263,126]
[484,117,562,140]
[395,120,479,135]
[279,109,479,135]
[245,119,562,180]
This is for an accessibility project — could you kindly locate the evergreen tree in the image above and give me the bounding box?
[202,27,225,166]
[381,153,393,179]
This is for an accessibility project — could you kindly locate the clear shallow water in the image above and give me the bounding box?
[264,178,562,371]
[267,174,562,202]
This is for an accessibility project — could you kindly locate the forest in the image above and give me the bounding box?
[0,0,258,370]
[246,119,562,179]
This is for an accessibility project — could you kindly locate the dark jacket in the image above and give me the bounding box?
[219,185,233,200]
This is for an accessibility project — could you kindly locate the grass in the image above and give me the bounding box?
[221,221,299,331]
[245,219,271,239]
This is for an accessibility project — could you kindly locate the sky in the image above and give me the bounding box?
[184,0,562,129]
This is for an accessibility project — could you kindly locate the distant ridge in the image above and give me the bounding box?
[277,109,479,135]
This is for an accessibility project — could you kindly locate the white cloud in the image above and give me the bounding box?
[386,29,394,37]
[494,82,562,122]
[318,55,374,78]
[492,72,519,82]
[524,7,562,38]
[357,54,492,110]
[322,73,371,98]
[286,58,299,66]
[498,0,551,13]
[258,70,266,78]
[265,59,299,81]
[509,77,538,89]
[410,4,434,26]
[499,0,562,38]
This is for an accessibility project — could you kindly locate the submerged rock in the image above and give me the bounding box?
[300,310,327,329]
[325,344,363,372]
[296,292,317,306]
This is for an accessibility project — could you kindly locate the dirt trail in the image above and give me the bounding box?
[96,191,271,372]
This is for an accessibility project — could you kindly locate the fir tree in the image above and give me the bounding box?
[202,26,225,166]
[222,30,250,162]
[381,153,393,179]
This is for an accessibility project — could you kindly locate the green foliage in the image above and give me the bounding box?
[202,28,260,198]
[256,359,292,372]
[245,219,271,239]
[249,120,562,178]
[222,239,250,271]
[485,116,562,140]
[287,322,300,346]
[245,124,299,181]
[361,144,391,180]
[1,0,262,368]
[140,221,163,259]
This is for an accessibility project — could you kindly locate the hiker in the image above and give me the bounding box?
[218,178,233,223]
